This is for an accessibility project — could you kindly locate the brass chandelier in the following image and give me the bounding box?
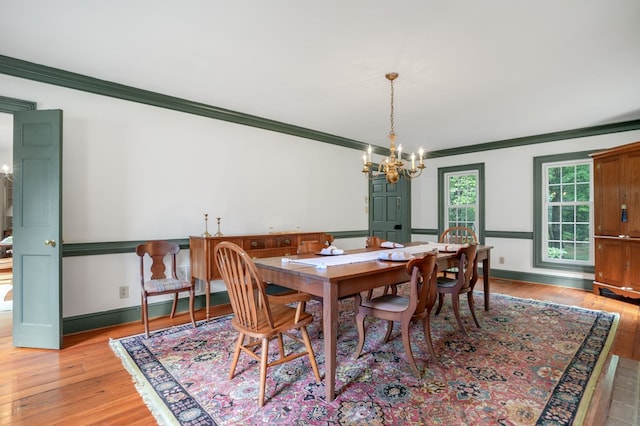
[362,72,425,184]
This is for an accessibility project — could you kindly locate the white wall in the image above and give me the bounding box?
[411,129,640,281]
[2,73,640,317]
[0,74,371,316]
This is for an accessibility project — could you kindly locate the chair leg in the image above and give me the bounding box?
[169,293,179,318]
[258,338,269,408]
[400,320,419,377]
[383,320,394,344]
[276,334,285,358]
[229,333,244,380]
[421,315,438,362]
[451,295,467,335]
[300,326,321,382]
[354,311,367,359]
[142,295,150,337]
[435,292,444,315]
[467,292,480,328]
[189,287,196,328]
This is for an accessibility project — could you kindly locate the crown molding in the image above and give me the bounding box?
[2,55,639,158]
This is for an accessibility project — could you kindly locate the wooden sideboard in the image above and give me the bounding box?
[190,231,334,319]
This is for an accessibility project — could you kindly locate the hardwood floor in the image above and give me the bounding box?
[0,279,639,424]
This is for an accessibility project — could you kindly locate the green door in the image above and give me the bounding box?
[12,109,63,349]
[369,175,411,243]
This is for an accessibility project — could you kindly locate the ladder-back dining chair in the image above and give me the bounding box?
[213,241,321,407]
[136,240,196,337]
[354,251,439,377]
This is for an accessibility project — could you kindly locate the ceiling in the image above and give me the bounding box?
[1,1,639,155]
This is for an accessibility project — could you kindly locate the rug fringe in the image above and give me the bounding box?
[109,338,180,426]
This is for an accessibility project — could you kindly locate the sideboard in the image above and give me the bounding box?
[190,231,334,319]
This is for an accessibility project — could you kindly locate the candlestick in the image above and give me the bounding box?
[215,217,223,237]
[202,214,212,237]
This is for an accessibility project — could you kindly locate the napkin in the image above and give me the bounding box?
[320,246,344,255]
[380,241,404,248]
[377,251,414,261]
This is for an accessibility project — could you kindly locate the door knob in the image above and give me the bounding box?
[44,239,56,247]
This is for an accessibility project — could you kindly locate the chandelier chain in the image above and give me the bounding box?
[389,78,395,135]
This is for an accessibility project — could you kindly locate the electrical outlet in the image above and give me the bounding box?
[119,286,129,299]
[498,256,505,264]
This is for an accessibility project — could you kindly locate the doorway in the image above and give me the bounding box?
[0,112,12,333]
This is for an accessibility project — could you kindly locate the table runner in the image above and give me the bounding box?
[290,243,435,267]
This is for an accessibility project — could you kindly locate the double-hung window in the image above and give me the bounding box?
[534,152,594,272]
[438,164,484,243]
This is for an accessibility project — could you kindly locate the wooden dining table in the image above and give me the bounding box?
[253,243,493,401]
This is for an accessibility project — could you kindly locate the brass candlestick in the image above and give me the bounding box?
[202,214,212,237]
[215,217,223,237]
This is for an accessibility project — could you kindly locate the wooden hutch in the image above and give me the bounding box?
[592,140,640,299]
[189,231,333,318]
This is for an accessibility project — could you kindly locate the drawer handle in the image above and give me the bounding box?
[284,239,291,245]
[251,241,258,248]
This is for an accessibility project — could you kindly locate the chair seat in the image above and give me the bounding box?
[144,278,192,293]
[436,278,457,289]
[360,295,410,313]
[232,303,314,336]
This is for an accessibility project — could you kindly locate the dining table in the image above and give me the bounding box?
[253,242,493,401]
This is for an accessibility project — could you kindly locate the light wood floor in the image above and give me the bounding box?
[0,279,638,425]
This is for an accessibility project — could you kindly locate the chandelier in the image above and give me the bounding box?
[362,72,425,184]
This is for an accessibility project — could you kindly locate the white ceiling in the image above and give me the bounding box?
[1,0,639,154]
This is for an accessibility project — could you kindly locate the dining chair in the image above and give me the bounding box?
[136,240,196,337]
[434,244,480,334]
[364,236,399,298]
[213,241,321,407]
[439,226,478,278]
[354,251,439,377]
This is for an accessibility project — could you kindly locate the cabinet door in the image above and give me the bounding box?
[626,152,640,237]
[595,238,625,286]
[594,156,624,236]
[628,241,640,292]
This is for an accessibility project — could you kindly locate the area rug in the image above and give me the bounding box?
[110,292,618,425]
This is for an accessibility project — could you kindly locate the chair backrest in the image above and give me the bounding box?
[453,244,479,292]
[214,241,274,331]
[136,240,180,281]
[365,236,384,248]
[407,251,438,316]
[439,226,478,245]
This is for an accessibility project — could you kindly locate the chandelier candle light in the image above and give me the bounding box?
[362,72,425,184]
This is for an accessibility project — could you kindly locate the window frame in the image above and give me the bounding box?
[533,151,596,273]
[438,163,485,244]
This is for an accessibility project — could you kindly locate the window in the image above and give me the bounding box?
[438,163,484,243]
[534,152,595,272]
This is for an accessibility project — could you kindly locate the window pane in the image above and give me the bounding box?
[576,183,589,202]
[548,167,561,184]
[548,185,560,202]
[562,224,575,241]
[576,164,590,183]
[575,243,590,260]
[562,166,576,183]
[575,224,589,241]
[548,224,560,240]
[562,184,575,202]
[562,206,575,222]
[547,241,562,258]
[548,206,560,222]
[576,205,590,222]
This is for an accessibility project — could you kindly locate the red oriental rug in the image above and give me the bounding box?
[111,292,618,425]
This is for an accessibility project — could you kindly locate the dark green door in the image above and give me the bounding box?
[369,175,411,243]
[12,109,63,349]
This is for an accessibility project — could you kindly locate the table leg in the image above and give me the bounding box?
[322,282,338,401]
[205,281,210,320]
[483,255,490,311]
